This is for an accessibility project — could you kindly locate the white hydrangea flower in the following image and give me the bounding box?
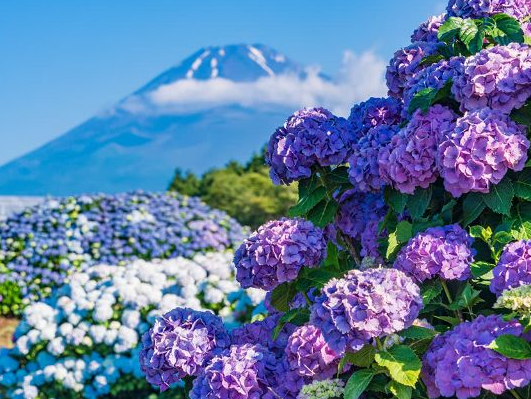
[298,379,345,399]
[495,284,531,313]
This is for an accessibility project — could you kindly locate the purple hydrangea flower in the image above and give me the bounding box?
[491,240,531,295]
[266,108,353,185]
[348,125,400,192]
[438,108,529,197]
[230,314,295,357]
[139,308,230,392]
[310,268,422,355]
[285,324,341,380]
[386,41,441,99]
[423,315,531,399]
[452,43,531,114]
[360,220,383,260]
[411,14,446,43]
[394,224,475,283]
[347,97,403,140]
[403,57,465,115]
[190,344,276,399]
[447,0,531,19]
[379,105,457,194]
[234,218,327,291]
[335,190,388,258]
[266,359,306,399]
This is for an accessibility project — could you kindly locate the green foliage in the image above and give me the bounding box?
[168,148,297,228]
[0,279,23,316]
[374,345,422,387]
[488,334,531,359]
[344,369,376,399]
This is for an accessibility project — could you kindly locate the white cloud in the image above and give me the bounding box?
[119,50,387,118]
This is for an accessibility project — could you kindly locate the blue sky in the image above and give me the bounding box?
[0,0,444,165]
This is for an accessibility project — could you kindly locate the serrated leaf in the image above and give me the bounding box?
[385,186,408,214]
[459,19,483,54]
[270,282,297,312]
[327,166,350,184]
[514,169,531,201]
[288,186,326,217]
[488,334,531,359]
[511,101,531,126]
[344,369,376,399]
[470,261,496,278]
[512,221,531,240]
[482,178,514,215]
[434,315,461,326]
[438,17,465,43]
[399,326,437,340]
[421,281,443,305]
[462,192,486,226]
[374,345,421,387]
[307,199,339,228]
[342,344,376,368]
[485,13,524,45]
[296,268,340,292]
[448,283,482,310]
[272,308,310,340]
[419,54,446,67]
[386,221,413,260]
[406,187,432,220]
[324,241,340,271]
[389,381,412,399]
[469,225,492,242]
[298,175,321,198]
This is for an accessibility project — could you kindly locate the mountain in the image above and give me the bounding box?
[0,44,314,196]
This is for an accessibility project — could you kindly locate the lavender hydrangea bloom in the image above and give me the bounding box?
[265,358,307,399]
[348,125,400,192]
[360,220,383,260]
[491,240,531,296]
[285,325,341,380]
[230,314,295,357]
[386,41,441,98]
[453,43,531,114]
[394,224,475,283]
[403,57,464,114]
[234,218,326,291]
[190,344,276,399]
[447,0,531,19]
[139,308,230,392]
[438,108,529,197]
[310,268,422,355]
[347,97,403,140]
[379,105,457,194]
[266,108,353,185]
[422,315,531,399]
[411,14,446,43]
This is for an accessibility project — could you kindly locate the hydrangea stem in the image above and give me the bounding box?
[511,390,523,399]
[375,337,384,351]
[440,279,463,321]
[316,166,361,267]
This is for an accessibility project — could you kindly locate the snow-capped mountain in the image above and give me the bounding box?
[0,43,386,195]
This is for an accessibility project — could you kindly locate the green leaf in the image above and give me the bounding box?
[421,281,443,305]
[406,187,432,220]
[485,13,524,45]
[462,192,486,226]
[438,17,465,43]
[488,334,531,359]
[469,225,493,242]
[386,221,413,260]
[389,381,412,399]
[344,369,376,399]
[408,80,453,115]
[412,218,445,236]
[459,19,484,54]
[324,241,340,271]
[482,178,514,215]
[385,187,408,214]
[448,283,482,310]
[511,101,531,126]
[288,186,326,217]
[419,54,446,67]
[307,199,339,228]
[342,344,376,368]
[434,315,461,326]
[327,166,350,184]
[470,261,496,278]
[269,282,297,312]
[399,326,437,340]
[374,345,422,387]
[512,221,531,240]
[272,308,310,339]
[296,268,340,292]
[514,169,531,201]
[298,175,321,198]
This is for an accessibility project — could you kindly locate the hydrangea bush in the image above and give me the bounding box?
[0,191,246,315]
[0,254,264,398]
[137,1,531,398]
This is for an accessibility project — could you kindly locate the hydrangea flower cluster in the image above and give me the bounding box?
[347,97,403,140]
[386,41,441,98]
[491,240,531,296]
[234,218,327,290]
[266,108,352,185]
[394,224,475,282]
[284,324,341,380]
[0,253,262,398]
[411,14,446,43]
[310,268,422,354]
[0,192,247,313]
[139,308,230,391]
[446,0,531,19]
[423,315,531,398]
[438,108,529,197]
[452,43,531,114]
[494,284,531,314]
[297,378,345,399]
[379,105,457,194]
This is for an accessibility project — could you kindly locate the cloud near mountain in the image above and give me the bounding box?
[121,50,387,117]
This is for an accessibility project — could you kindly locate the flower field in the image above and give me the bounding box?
[8,0,531,398]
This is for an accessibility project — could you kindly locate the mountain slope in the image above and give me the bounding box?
[0,44,302,195]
